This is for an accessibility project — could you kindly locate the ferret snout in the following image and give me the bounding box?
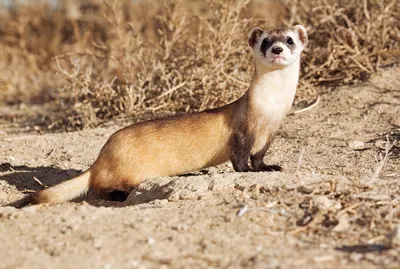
[271,46,283,55]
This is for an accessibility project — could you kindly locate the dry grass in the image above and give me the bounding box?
[283,0,399,88]
[0,0,398,130]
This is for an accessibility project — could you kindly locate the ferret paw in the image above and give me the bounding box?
[256,164,283,172]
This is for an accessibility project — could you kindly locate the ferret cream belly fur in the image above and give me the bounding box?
[27,25,308,205]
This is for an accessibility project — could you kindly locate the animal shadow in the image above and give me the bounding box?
[0,162,81,192]
[335,244,389,254]
[1,163,174,208]
[0,163,81,207]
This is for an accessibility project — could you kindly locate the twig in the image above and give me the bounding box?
[156,82,187,100]
[33,176,48,189]
[21,189,36,193]
[318,76,345,82]
[371,135,393,181]
[291,96,320,115]
[363,0,370,20]
[220,70,248,87]
[9,167,47,189]
[237,203,278,217]
[336,202,363,219]
[9,167,26,182]
[295,149,305,176]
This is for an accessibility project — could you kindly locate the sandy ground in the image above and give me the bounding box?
[0,68,399,269]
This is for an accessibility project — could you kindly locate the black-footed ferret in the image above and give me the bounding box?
[22,25,308,205]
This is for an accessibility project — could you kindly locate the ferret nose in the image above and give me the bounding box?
[271,47,283,55]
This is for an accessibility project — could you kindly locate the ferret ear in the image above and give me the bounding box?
[248,27,264,48]
[292,25,308,46]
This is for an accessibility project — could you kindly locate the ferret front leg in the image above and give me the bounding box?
[250,144,283,172]
[230,132,252,172]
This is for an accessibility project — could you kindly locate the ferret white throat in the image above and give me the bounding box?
[251,58,300,124]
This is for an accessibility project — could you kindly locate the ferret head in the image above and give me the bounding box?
[248,25,308,69]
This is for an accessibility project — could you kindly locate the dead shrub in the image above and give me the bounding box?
[0,0,398,130]
[282,0,399,86]
[42,0,263,130]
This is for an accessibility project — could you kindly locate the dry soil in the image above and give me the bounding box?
[0,68,399,269]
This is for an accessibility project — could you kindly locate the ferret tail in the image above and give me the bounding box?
[30,170,91,205]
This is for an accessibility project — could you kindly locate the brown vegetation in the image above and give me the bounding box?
[284,0,399,87]
[0,0,398,130]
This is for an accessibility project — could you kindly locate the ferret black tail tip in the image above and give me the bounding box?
[3,195,33,208]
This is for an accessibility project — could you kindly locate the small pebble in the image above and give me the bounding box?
[147,237,156,245]
[93,238,103,249]
[172,224,188,231]
[333,214,350,232]
[152,199,169,205]
[348,140,365,150]
[313,195,342,210]
[178,190,197,200]
[144,252,171,264]
[349,253,364,262]
[297,185,313,194]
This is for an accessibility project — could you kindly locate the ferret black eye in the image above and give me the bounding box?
[261,38,269,46]
[287,37,294,45]
[260,38,270,54]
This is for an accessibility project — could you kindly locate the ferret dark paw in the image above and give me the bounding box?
[257,164,283,172]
